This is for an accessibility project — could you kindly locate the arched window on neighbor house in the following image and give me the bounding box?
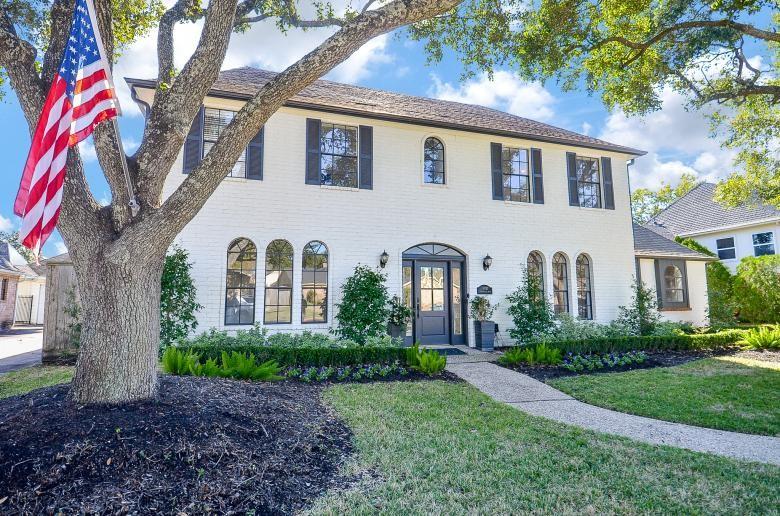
[576,254,594,320]
[552,252,569,315]
[225,238,257,326]
[264,239,293,324]
[423,137,445,184]
[302,241,328,323]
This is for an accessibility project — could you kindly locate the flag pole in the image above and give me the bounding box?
[111,118,140,217]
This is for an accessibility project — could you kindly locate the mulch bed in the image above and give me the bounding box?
[0,376,353,514]
[498,347,743,382]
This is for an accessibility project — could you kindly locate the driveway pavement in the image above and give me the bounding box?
[0,326,43,373]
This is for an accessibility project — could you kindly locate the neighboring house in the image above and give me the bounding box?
[645,183,779,272]
[0,242,46,328]
[127,67,707,345]
[633,224,715,326]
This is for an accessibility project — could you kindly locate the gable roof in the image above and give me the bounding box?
[126,67,644,156]
[633,223,714,261]
[646,183,780,238]
[0,243,24,276]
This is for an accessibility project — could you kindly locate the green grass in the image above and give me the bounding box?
[0,366,74,399]
[550,357,780,436]
[309,381,779,515]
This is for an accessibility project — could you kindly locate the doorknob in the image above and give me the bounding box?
[416,299,420,318]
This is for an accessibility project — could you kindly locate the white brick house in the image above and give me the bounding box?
[128,68,710,345]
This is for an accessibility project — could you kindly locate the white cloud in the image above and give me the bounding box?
[78,140,97,162]
[581,121,592,136]
[428,71,557,121]
[599,88,736,190]
[54,241,68,255]
[0,214,14,232]
[329,34,394,83]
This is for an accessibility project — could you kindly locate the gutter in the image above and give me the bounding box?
[126,78,646,157]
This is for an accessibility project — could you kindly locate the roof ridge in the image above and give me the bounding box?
[647,181,710,224]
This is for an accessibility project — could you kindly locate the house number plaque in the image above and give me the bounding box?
[476,284,492,295]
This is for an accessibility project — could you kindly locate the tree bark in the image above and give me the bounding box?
[69,252,166,404]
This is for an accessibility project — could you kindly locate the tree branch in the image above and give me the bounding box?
[110,0,462,264]
[157,0,195,84]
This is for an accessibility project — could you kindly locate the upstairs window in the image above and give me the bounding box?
[320,123,358,187]
[576,254,593,320]
[423,137,445,184]
[576,157,601,208]
[225,238,256,326]
[264,239,293,324]
[204,108,246,178]
[526,251,545,298]
[502,147,531,202]
[302,241,328,323]
[753,232,775,256]
[716,237,736,260]
[552,252,570,315]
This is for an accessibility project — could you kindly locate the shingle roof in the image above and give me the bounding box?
[0,243,23,276]
[633,223,714,261]
[646,183,780,238]
[126,67,644,156]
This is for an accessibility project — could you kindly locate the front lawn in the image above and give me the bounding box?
[310,381,779,514]
[0,366,73,399]
[549,357,780,436]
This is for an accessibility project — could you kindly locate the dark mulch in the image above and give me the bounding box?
[0,376,353,514]
[499,347,742,382]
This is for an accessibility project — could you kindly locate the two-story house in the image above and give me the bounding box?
[127,67,711,344]
[645,183,779,272]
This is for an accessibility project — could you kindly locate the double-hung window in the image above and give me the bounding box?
[203,108,246,178]
[320,123,358,187]
[752,232,775,256]
[715,237,736,260]
[501,147,531,202]
[575,157,602,208]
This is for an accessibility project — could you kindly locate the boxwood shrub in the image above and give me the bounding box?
[533,329,747,355]
[178,343,408,367]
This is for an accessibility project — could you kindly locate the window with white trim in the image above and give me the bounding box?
[752,232,775,256]
[715,237,736,260]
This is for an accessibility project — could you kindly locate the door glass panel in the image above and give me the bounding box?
[432,267,444,288]
[432,289,444,311]
[452,266,462,335]
[421,267,432,288]
[403,265,412,337]
[421,289,433,311]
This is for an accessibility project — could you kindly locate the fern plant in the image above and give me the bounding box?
[739,325,780,350]
[498,343,562,366]
[416,349,447,375]
[161,347,199,375]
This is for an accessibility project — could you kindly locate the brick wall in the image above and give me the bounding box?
[0,273,19,329]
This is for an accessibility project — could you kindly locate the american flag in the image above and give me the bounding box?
[14,0,120,254]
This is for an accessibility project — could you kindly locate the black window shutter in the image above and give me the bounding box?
[305,118,321,185]
[183,106,204,174]
[530,148,544,204]
[566,151,579,206]
[490,142,503,200]
[601,156,614,210]
[246,126,264,180]
[359,125,373,190]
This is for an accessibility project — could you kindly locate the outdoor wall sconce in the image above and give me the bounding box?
[380,250,389,268]
[483,254,493,271]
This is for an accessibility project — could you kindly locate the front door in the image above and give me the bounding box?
[414,261,450,345]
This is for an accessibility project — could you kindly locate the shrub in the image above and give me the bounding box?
[499,343,562,366]
[160,246,203,348]
[388,295,413,327]
[415,349,447,375]
[161,347,198,375]
[470,295,497,321]
[562,351,648,372]
[334,265,391,344]
[738,325,780,350]
[650,321,696,337]
[553,313,620,340]
[613,278,661,336]
[734,255,780,323]
[506,269,555,342]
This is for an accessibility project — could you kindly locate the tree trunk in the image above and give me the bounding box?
[70,254,165,404]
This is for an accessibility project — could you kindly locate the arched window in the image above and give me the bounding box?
[526,251,545,299]
[302,241,328,323]
[552,252,569,315]
[423,137,445,184]
[264,239,293,324]
[576,254,593,320]
[664,265,685,303]
[225,238,257,325]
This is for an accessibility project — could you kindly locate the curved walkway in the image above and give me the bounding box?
[447,361,780,466]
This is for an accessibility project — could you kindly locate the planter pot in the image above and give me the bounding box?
[387,322,405,339]
[474,320,496,351]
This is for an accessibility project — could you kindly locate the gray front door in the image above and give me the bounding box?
[414,261,450,345]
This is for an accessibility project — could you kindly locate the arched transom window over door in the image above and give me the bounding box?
[264,239,293,324]
[552,252,570,315]
[576,254,593,320]
[526,251,545,299]
[423,137,445,184]
[302,241,328,323]
[225,238,257,326]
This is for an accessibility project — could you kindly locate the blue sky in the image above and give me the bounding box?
[0,5,770,257]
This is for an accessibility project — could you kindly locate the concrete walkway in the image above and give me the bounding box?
[448,361,780,466]
[0,327,43,373]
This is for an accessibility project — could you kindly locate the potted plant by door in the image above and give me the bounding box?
[470,296,497,351]
[387,296,412,341]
